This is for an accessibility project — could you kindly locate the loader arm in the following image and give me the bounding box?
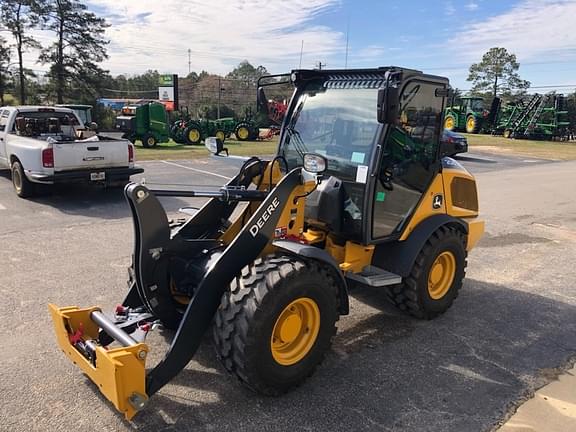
[145,168,302,394]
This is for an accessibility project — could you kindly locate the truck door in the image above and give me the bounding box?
[0,110,9,168]
[371,80,445,239]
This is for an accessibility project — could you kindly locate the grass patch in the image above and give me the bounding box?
[463,133,576,161]
[134,138,279,161]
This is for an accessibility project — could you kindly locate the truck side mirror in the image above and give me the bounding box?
[377,86,399,124]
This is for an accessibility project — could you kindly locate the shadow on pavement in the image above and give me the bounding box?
[21,183,193,220]
[122,280,576,432]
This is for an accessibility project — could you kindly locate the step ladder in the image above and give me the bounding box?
[523,94,548,136]
[509,94,542,135]
[345,266,402,287]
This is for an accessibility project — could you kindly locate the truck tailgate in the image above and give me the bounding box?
[53,139,129,171]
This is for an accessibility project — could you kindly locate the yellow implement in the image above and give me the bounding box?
[48,304,149,420]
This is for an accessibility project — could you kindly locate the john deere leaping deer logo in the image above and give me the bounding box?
[432,194,443,209]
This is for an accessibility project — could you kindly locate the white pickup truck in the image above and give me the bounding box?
[0,106,143,197]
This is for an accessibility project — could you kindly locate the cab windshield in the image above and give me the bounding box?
[281,83,379,178]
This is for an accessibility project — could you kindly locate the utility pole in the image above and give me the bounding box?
[188,49,191,74]
[217,76,222,119]
[344,17,350,69]
[299,40,304,69]
[315,61,326,71]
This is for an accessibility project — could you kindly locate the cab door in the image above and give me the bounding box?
[370,79,446,240]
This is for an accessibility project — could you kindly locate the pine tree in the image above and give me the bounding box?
[39,0,109,103]
[1,0,43,104]
[467,47,530,99]
[0,37,13,105]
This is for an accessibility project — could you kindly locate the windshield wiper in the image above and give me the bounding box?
[285,126,309,159]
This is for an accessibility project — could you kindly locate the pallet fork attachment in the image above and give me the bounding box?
[48,304,149,420]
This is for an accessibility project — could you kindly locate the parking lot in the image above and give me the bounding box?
[1,151,575,432]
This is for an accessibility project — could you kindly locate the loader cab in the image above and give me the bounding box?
[277,68,448,244]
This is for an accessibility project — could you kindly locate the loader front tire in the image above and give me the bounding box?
[212,254,339,395]
[387,226,467,320]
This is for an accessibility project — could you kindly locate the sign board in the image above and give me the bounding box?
[158,74,179,111]
[159,74,174,86]
[158,86,175,101]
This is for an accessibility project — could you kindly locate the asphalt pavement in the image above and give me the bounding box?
[0,151,574,432]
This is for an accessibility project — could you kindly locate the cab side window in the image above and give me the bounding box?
[372,81,444,239]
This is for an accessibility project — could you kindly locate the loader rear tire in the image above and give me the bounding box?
[212,254,339,395]
[386,226,467,320]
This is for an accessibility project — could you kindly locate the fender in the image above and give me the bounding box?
[373,214,468,277]
[273,240,349,315]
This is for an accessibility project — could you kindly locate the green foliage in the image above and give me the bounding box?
[226,60,268,85]
[1,0,44,104]
[107,70,161,98]
[39,0,109,103]
[467,47,530,99]
[92,103,118,130]
[0,37,13,105]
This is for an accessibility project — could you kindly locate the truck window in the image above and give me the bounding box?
[14,111,80,138]
[0,110,9,132]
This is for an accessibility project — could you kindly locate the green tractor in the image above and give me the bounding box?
[172,117,237,145]
[115,101,171,147]
[444,97,486,134]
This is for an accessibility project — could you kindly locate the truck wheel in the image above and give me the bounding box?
[213,254,339,395]
[11,160,35,198]
[465,116,479,133]
[142,134,157,148]
[386,226,467,320]
[185,126,202,145]
[444,115,456,131]
[235,124,250,141]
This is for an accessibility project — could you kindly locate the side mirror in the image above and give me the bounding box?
[257,87,269,114]
[303,153,327,174]
[205,136,228,156]
[88,122,98,131]
[377,86,399,124]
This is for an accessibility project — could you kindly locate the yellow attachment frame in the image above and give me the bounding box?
[48,304,149,420]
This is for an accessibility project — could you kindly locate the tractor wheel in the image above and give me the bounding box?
[503,129,513,139]
[386,226,467,320]
[215,130,226,142]
[235,123,251,141]
[185,126,202,145]
[465,116,480,134]
[11,160,35,198]
[444,115,456,131]
[212,254,339,395]
[142,134,157,148]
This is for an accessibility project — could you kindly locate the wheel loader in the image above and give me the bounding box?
[49,67,485,420]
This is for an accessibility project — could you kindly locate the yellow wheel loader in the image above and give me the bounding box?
[49,67,484,420]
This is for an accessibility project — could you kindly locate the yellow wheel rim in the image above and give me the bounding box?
[147,137,155,146]
[428,251,456,300]
[271,297,320,366]
[444,116,455,130]
[188,129,200,142]
[466,117,476,133]
[216,131,225,141]
[237,127,249,140]
[504,130,511,138]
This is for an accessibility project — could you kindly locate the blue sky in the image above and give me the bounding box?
[27,0,576,93]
